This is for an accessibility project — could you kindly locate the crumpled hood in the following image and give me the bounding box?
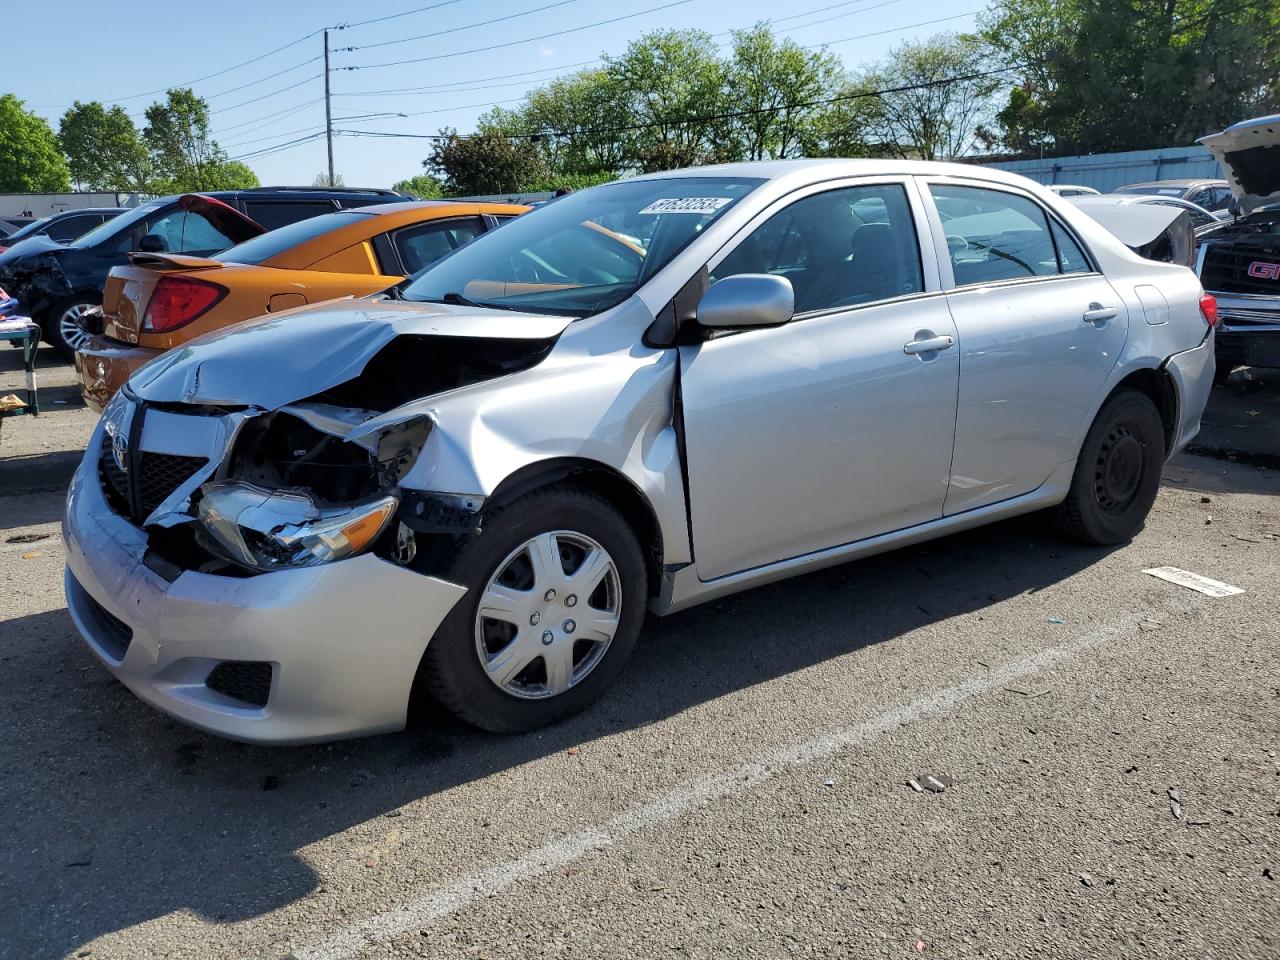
[1198,114,1280,215]
[128,296,575,409]
[0,233,65,267]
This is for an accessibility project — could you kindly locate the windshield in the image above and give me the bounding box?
[219,210,373,266]
[70,200,166,249]
[399,176,762,316]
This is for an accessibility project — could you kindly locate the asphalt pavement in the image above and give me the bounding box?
[0,344,1276,960]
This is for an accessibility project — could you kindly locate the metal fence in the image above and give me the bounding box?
[978,145,1224,193]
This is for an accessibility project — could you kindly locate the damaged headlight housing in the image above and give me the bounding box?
[197,481,397,571]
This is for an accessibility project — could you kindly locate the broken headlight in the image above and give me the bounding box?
[197,481,397,572]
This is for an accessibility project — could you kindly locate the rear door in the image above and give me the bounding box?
[922,179,1128,515]
[678,179,959,581]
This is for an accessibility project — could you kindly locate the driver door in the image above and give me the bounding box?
[678,180,960,581]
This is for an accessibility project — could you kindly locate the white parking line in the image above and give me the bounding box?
[293,614,1143,960]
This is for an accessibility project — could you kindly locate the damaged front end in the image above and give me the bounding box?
[103,301,563,578]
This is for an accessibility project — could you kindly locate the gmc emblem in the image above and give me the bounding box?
[1247,260,1280,280]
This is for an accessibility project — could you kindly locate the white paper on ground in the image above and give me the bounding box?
[1142,566,1244,597]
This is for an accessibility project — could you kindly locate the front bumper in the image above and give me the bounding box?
[62,425,468,744]
[1211,294,1280,370]
[1163,328,1215,455]
[74,335,160,413]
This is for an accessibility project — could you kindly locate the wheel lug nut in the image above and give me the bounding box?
[543,589,557,602]
[529,612,540,626]
[563,619,576,634]
[541,630,554,646]
[565,594,577,607]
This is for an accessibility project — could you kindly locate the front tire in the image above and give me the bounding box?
[44,295,100,361]
[1057,389,1165,545]
[417,485,647,733]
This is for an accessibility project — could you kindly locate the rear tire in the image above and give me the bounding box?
[416,484,647,733]
[1057,389,1164,545]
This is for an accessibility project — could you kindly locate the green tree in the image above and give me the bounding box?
[725,24,844,160]
[0,94,71,192]
[425,128,546,195]
[58,101,151,191]
[980,0,1280,154]
[604,30,736,171]
[313,172,345,187]
[861,34,999,160]
[518,69,630,176]
[392,174,444,198]
[143,88,255,192]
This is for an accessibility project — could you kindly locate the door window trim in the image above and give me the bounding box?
[917,176,1101,292]
[698,175,944,325]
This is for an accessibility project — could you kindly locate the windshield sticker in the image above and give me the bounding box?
[639,197,732,215]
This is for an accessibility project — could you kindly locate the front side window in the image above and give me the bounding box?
[931,184,1060,286]
[711,184,924,313]
[399,176,761,316]
[144,209,235,254]
[394,217,485,274]
[45,214,100,242]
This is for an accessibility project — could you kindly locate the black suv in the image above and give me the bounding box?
[0,186,408,358]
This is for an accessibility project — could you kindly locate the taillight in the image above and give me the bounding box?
[143,276,226,333]
[0,285,9,300]
[1198,292,1218,327]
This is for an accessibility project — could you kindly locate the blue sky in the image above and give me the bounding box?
[8,0,985,189]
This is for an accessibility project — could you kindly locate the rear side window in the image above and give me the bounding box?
[45,214,101,242]
[711,183,924,313]
[1049,220,1091,273]
[931,185,1060,286]
[393,218,485,275]
[243,200,335,230]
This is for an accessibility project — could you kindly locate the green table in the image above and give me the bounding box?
[0,319,40,420]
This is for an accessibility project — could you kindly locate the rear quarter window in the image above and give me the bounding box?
[243,200,337,230]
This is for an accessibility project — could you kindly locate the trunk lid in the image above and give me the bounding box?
[102,254,226,344]
[1198,115,1280,215]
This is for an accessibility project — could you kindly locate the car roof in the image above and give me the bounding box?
[259,200,529,270]
[45,207,128,216]
[1119,179,1226,189]
[629,157,1068,192]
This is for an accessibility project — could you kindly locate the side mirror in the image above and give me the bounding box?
[138,233,167,253]
[695,273,794,330]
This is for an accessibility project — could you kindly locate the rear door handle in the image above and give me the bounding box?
[1083,303,1118,324]
[903,335,955,355]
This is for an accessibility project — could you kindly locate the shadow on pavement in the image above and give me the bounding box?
[1,513,1118,959]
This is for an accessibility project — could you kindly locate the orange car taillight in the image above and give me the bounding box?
[1198,292,1218,327]
[143,276,226,333]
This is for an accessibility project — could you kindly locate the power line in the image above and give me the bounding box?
[813,9,981,46]
[202,55,323,101]
[209,73,324,115]
[214,97,325,135]
[335,60,603,98]
[340,0,584,53]
[229,130,328,162]
[338,0,468,31]
[333,62,1023,143]
[338,0,696,70]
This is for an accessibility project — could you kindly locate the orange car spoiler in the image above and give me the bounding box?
[125,252,225,271]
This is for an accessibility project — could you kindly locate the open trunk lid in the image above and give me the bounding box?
[1198,115,1280,216]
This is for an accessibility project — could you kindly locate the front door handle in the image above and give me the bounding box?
[903,334,955,355]
[1083,303,1118,324]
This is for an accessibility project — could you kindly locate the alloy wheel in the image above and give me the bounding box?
[58,303,96,352]
[473,530,621,700]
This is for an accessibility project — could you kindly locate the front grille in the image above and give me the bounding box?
[206,661,273,707]
[1200,242,1280,296]
[98,442,206,521]
[69,575,132,662]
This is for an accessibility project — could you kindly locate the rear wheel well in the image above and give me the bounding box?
[1109,368,1177,454]
[485,459,664,597]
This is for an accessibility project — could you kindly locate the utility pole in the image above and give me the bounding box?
[324,30,335,187]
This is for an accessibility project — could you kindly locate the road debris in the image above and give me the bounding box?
[1005,687,1051,699]
[908,774,953,793]
[823,778,836,788]
[1142,567,1244,597]
[5,532,50,544]
[1168,787,1183,820]
[1047,617,1064,624]
[1079,872,1094,887]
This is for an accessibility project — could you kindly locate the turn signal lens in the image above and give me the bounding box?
[1198,293,1218,327]
[143,276,225,333]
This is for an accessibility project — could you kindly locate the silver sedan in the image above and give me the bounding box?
[64,159,1217,742]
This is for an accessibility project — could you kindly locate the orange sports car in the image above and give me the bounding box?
[75,199,528,410]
